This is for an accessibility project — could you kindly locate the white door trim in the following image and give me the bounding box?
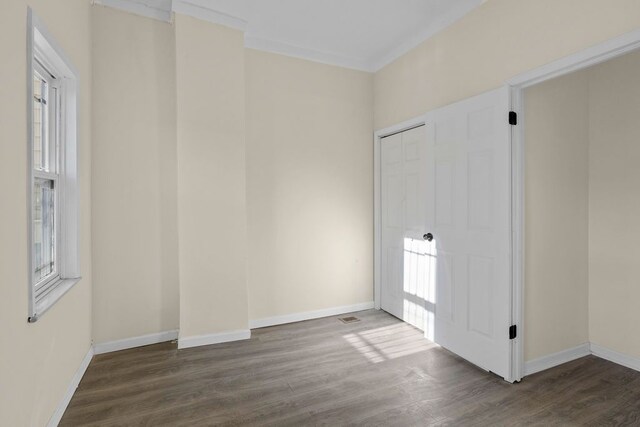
[508,27,640,382]
[508,29,640,89]
[374,114,427,311]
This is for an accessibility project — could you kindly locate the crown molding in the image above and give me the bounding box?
[172,0,247,31]
[91,0,248,30]
[244,35,373,72]
[369,0,481,71]
[92,0,173,22]
[91,0,478,73]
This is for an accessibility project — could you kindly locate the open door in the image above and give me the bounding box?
[426,86,512,380]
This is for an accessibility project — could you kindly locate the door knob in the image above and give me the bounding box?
[423,233,434,242]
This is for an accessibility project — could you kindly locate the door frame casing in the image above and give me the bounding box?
[373,27,640,384]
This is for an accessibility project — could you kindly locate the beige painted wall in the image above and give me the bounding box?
[91,6,179,344]
[523,72,590,361]
[245,49,374,321]
[88,9,375,343]
[175,14,249,337]
[588,50,640,358]
[0,1,93,425]
[374,0,640,130]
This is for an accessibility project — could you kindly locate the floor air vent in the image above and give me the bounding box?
[339,316,360,324]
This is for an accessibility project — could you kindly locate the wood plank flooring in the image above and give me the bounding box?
[61,310,640,426]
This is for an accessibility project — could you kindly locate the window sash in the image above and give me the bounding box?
[32,72,48,171]
[32,61,61,292]
[33,176,59,292]
[28,8,81,323]
[33,60,59,174]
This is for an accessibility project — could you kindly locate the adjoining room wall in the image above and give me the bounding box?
[523,48,640,363]
[523,71,590,362]
[0,1,93,425]
[91,5,179,345]
[245,49,374,322]
[588,49,640,359]
[175,14,249,338]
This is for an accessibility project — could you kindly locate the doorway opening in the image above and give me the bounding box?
[514,43,640,379]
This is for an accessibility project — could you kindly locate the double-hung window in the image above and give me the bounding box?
[28,9,81,322]
[32,61,60,295]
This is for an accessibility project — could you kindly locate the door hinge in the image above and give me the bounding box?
[509,324,517,340]
[509,111,518,125]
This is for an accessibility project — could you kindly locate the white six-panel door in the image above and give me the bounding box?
[380,126,430,331]
[426,87,512,379]
[379,86,512,380]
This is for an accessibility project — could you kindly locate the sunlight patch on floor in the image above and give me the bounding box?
[343,323,437,364]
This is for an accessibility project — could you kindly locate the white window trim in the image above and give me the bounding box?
[27,8,81,323]
[33,62,61,294]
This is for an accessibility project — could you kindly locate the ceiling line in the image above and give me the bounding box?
[91,0,479,73]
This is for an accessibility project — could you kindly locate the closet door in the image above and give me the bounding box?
[380,125,429,331]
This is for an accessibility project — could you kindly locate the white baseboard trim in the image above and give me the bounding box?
[94,330,179,355]
[591,343,640,372]
[178,329,251,350]
[524,342,640,377]
[47,346,93,427]
[524,343,591,376]
[248,301,376,329]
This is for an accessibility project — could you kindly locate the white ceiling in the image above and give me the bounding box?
[96,0,484,71]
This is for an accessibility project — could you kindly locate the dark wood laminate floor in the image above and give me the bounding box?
[61,310,640,426]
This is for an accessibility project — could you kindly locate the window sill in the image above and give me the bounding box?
[28,277,81,323]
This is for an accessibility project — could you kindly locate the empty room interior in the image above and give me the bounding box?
[5,0,640,425]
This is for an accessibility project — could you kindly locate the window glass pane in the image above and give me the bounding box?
[33,73,48,171]
[33,178,56,285]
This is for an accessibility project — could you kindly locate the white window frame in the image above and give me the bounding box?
[32,61,61,293]
[27,8,81,323]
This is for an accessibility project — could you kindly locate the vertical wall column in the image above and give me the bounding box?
[174,13,249,345]
[91,5,180,346]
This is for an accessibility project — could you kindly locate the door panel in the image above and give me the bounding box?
[386,174,403,228]
[467,254,494,337]
[427,86,512,379]
[435,161,454,226]
[467,150,493,231]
